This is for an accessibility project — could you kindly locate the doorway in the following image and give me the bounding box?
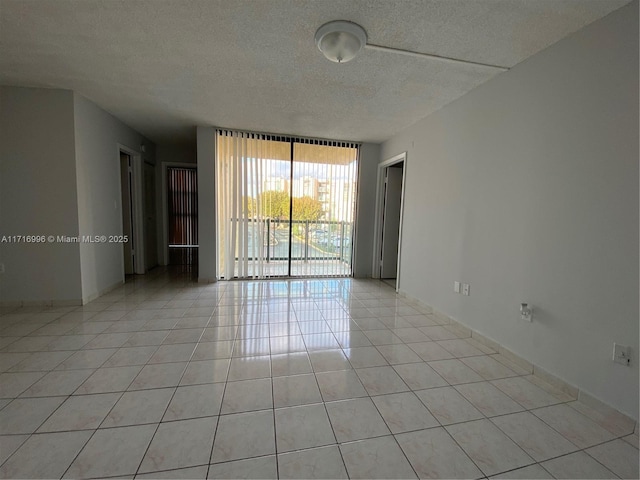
[119,152,135,275]
[167,166,198,269]
[118,145,146,277]
[373,152,407,291]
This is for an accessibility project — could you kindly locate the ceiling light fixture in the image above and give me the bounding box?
[314,20,509,71]
[314,20,367,63]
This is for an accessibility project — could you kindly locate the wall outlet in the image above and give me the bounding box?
[612,343,631,366]
[462,283,470,296]
[454,281,461,293]
[520,303,532,322]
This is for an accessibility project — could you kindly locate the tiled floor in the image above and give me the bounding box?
[0,268,638,479]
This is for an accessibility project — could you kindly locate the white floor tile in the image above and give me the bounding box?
[446,419,534,476]
[6,273,629,480]
[531,403,616,448]
[340,436,417,479]
[221,378,273,414]
[139,416,217,472]
[491,411,579,461]
[38,392,120,432]
[208,455,277,479]
[0,430,92,479]
[396,427,482,479]
[211,410,275,463]
[316,370,368,401]
[102,387,174,427]
[275,403,336,452]
[164,383,225,421]
[278,445,348,479]
[273,373,322,408]
[415,386,483,425]
[541,451,617,479]
[326,397,390,442]
[585,438,639,479]
[64,424,157,478]
[371,392,439,433]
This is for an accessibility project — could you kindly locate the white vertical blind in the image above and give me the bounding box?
[291,142,358,277]
[216,129,359,279]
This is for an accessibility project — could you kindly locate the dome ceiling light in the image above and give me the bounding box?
[314,21,367,63]
[314,20,509,71]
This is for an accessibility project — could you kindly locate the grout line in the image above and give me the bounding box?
[2,273,637,479]
[205,293,238,478]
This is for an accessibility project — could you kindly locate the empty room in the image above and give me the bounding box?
[0,1,638,479]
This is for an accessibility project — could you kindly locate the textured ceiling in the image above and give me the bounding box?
[0,0,630,145]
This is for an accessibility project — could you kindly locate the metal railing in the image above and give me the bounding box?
[231,218,353,265]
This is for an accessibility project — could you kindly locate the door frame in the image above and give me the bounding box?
[162,162,197,266]
[372,152,407,291]
[143,160,158,271]
[117,144,145,276]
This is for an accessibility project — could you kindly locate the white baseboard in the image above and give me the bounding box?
[0,298,83,307]
[81,279,124,305]
[398,290,638,425]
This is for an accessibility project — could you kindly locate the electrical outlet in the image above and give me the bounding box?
[462,283,470,296]
[613,343,631,366]
[520,303,532,322]
[454,281,461,293]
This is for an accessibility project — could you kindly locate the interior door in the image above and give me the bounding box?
[144,162,157,270]
[380,165,403,279]
[120,153,134,275]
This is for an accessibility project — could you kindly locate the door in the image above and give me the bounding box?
[380,164,403,279]
[289,142,358,277]
[216,131,359,279]
[120,153,134,275]
[167,167,198,267]
[144,162,157,270]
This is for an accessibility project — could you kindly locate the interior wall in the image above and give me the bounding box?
[353,143,381,278]
[380,1,638,418]
[73,93,156,302]
[156,142,197,266]
[196,127,217,282]
[0,86,83,305]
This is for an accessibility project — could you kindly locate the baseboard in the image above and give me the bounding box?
[198,277,218,283]
[81,279,124,305]
[398,290,639,425]
[397,290,432,314]
[0,298,83,307]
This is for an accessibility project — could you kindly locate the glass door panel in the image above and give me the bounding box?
[290,143,358,277]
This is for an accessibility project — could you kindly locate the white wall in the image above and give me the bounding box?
[353,143,381,278]
[0,87,83,304]
[381,1,638,418]
[196,127,217,282]
[73,93,155,302]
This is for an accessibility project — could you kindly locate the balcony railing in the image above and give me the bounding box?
[230,218,353,265]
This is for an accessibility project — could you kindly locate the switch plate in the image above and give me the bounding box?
[613,343,631,366]
[454,281,461,293]
[462,283,470,296]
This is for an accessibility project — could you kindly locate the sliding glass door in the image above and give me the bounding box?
[216,130,358,279]
[290,142,358,276]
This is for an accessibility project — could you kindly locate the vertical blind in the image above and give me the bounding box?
[168,167,198,265]
[216,129,359,279]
